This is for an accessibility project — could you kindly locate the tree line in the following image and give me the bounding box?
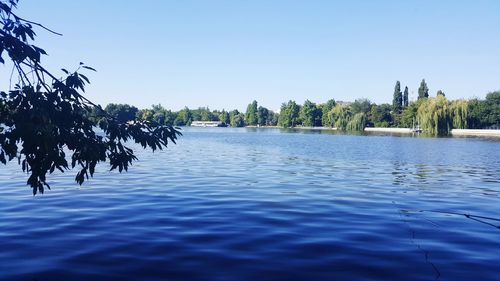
[98,79,498,136]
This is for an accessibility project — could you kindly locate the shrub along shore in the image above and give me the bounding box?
[91,80,499,137]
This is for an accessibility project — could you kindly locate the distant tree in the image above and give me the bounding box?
[229,109,240,119]
[417,95,452,136]
[257,106,269,126]
[467,99,483,129]
[138,104,176,126]
[392,81,403,113]
[437,90,445,97]
[278,100,300,128]
[299,100,321,127]
[346,113,367,131]
[370,103,392,127]
[351,98,372,115]
[137,109,154,122]
[163,110,176,126]
[197,107,216,121]
[219,110,230,125]
[479,91,500,127]
[104,104,138,123]
[245,100,258,126]
[418,79,429,100]
[321,99,336,127]
[175,107,192,126]
[403,86,409,107]
[0,1,180,194]
[328,104,351,130]
[466,92,500,129]
[288,101,300,127]
[450,100,469,129]
[230,113,245,127]
[400,99,424,128]
[268,111,279,126]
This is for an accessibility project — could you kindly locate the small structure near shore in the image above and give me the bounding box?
[190,121,224,127]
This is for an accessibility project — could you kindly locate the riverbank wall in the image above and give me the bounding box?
[450,129,500,137]
[364,128,412,133]
[235,126,500,137]
[287,126,500,137]
[366,127,500,137]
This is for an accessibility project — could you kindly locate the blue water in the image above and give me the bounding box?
[1,128,499,281]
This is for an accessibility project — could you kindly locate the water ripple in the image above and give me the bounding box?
[1,128,499,281]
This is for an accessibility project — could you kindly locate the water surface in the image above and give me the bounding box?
[1,128,499,281]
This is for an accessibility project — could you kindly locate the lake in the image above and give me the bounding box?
[1,127,499,281]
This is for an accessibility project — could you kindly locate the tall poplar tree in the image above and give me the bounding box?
[403,86,409,107]
[418,79,429,100]
[392,81,403,112]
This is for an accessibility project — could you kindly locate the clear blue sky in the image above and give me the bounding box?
[3,0,500,111]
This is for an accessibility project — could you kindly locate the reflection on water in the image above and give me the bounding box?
[0,127,499,281]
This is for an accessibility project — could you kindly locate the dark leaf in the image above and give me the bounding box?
[82,65,96,72]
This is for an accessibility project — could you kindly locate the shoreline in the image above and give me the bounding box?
[449,129,500,137]
[365,127,500,137]
[243,126,500,137]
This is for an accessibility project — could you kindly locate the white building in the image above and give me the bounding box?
[190,121,223,127]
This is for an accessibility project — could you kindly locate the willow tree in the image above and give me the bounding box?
[450,99,469,129]
[329,104,351,131]
[417,95,452,136]
[0,1,181,194]
[346,113,366,131]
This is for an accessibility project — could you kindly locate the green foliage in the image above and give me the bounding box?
[450,99,468,129]
[174,107,192,126]
[400,100,423,128]
[320,99,336,127]
[230,112,245,127]
[418,79,429,100]
[257,106,273,126]
[370,103,392,127]
[467,92,500,128]
[219,110,230,125]
[350,98,372,115]
[417,96,452,136]
[393,81,403,113]
[437,90,445,97]
[467,99,483,129]
[245,100,258,126]
[299,100,321,127]
[137,108,154,122]
[269,111,279,126]
[278,100,300,128]
[347,113,367,131]
[329,104,351,130]
[145,104,176,126]
[105,103,138,123]
[403,86,409,107]
[0,1,180,194]
[483,91,500,127]
[190,107,218,122]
